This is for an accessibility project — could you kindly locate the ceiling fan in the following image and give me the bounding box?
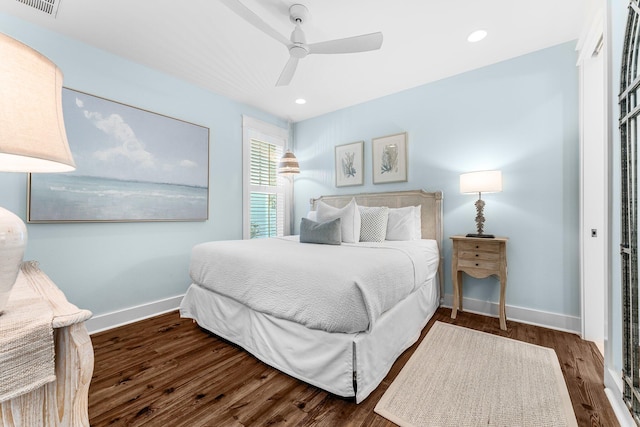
[220,0,384,86]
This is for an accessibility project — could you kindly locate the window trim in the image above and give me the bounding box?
[242,116,290,239]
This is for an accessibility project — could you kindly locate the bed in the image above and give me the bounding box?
[179,189,443,403]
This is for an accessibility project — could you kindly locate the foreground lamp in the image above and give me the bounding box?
[277,150,300,175]
[0,32,75,313]
[460,170,502,238]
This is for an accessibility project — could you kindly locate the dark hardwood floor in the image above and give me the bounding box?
[89,308,619,426]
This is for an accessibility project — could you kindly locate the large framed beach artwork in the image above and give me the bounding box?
[27,88,210,222]
[335,141,364,187]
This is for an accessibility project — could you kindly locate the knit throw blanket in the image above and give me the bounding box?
[0,269,55,402]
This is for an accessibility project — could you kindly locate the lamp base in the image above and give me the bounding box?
[466,233,495,238]
[0,207,27,314]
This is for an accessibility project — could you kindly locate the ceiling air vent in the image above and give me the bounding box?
[15,0,61,17]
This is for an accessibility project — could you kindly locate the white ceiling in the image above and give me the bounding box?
[0,0,595,122]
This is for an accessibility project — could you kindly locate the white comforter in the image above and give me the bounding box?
[189,236,439,334]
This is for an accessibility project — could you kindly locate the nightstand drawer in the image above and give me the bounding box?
[458,258,499,271]
[458,250,500,261]
[458,240,501,253]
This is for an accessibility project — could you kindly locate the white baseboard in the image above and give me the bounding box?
[604,367,636,426]
[86,294,184,335]
[442,293,581,334]
[88,293,579,336]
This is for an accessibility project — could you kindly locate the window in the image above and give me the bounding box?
[249,139,284,238]
[242,116,290,239]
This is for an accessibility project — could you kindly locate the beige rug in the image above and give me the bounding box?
[375,321,577,427]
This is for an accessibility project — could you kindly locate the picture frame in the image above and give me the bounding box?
[335,141,364,187]
[27,88,210,223]
[372,132,408,184]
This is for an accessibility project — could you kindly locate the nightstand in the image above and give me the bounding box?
[450,235,508,330]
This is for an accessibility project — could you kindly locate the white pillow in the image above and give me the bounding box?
[307,210,317,221]
[412,205,422,239]
[316,198,361,243]
[386,206,422,240]
[359,206,389,242]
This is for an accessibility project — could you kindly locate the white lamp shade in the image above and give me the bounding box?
[0,32,75,172]
[460,170,503,194]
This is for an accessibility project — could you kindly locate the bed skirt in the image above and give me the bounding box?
[179,276,439,403]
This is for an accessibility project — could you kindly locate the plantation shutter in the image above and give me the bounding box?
[249,139,285,239]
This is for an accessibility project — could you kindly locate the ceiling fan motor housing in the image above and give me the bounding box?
[290,45,308,58]
[289,25,308,58]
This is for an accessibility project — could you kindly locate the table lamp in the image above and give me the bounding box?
[0,32,76,313]
[460,170,502,238]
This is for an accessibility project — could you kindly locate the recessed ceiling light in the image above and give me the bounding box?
[295,98,306,105]
[467,30,487,43]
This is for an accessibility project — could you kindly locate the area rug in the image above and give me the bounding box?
[374,321,577,427]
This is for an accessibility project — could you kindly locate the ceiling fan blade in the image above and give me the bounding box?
[308,32,383,54]
[220,0,291,47]
[276,57,299,86]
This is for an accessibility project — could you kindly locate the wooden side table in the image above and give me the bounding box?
[450,235,508,330]
[0,261,93,426]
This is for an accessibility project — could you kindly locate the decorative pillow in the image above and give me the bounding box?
[359,206,389,242]
[412,205,422,239]
[316,198,361,243]
[299,217,341,245]
[386,206,422,240]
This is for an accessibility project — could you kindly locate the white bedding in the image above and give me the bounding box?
[189,236,439,334]
[179,274,439,403]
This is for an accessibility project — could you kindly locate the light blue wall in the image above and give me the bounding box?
[293,42,580,318]
[0,14,287,316]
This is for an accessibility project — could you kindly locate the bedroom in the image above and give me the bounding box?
[0,0,632,425]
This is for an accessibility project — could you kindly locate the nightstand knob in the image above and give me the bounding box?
[475,254,479,257]
[475,263,479,266]
[475,245,479,249]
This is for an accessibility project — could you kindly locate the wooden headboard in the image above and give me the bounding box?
[310,189,444,296]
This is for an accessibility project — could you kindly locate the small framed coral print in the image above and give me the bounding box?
[372,132,408,184]
[335,141,364,187]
